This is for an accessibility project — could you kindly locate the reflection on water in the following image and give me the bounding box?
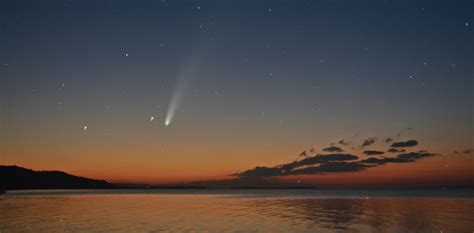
[0,191,473,232]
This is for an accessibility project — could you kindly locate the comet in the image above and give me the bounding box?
[165,87,181,126]
[165,58,200,127]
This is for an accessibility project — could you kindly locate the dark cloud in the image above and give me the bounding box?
[361,137,376,147]
[238,150,436,178]
[391,140,418,148]
[387,148,405,153]
[398,151,434,160]
[237,153,359,178]
[298,153,358,164]
[338,140,350,146]
[234,136,436,179]
[363,150,385,156]
[360,157,399,164]
[237,166,282,178]
[322,146,344,153]
[361,151,434,164]
[281,153,358,171]
[291,162,368,175]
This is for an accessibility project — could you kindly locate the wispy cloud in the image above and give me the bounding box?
[361,137,376,147]
[361,151,434,164]
[338,140,350,146]
[391,140,418,148]
[387,148,406,153]
[322,146,344,153]
[363,150,385,156]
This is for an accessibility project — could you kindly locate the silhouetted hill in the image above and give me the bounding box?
[0,165,116,190]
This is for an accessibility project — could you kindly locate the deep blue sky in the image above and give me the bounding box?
[1,0,472,183]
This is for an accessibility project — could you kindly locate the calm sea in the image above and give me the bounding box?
[1,189,473,232]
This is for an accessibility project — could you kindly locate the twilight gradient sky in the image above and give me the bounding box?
[1,0,472,186]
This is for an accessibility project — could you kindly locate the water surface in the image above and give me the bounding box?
[1,189,473,232]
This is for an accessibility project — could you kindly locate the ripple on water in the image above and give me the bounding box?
[0,192,473,232]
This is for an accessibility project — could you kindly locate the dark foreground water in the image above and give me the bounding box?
[1,189,473,232]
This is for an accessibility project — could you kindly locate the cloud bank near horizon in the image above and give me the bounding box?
[233,134,442,179]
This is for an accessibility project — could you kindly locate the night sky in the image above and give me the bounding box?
[1,0,472,186]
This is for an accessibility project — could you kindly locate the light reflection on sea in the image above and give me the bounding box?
[0,189,473,232]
